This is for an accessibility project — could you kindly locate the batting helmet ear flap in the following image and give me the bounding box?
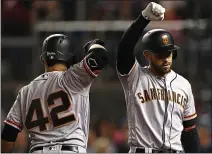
[172,50,177,59]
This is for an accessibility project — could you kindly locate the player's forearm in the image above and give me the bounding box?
[117,14,150,74]
[119,14,150,51]
[1,140,14,153]
[181,127,200,153]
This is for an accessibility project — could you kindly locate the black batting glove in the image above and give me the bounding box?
[84,39,105,54]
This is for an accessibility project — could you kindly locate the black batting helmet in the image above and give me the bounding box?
[139,29,179,59]
[41,34,75,67]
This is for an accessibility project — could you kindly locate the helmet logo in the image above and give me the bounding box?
[47,52,56,59]
[47,52,56,56]
[162,35,169,45]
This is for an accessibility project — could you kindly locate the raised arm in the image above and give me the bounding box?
[63,39,108,93]
[117,2,165,75]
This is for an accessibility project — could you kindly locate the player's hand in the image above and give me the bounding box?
[142,2,165,21]
[84,39,106,54]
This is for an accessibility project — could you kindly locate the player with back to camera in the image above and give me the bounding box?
[1,34,108,153]
[116,2,200,153]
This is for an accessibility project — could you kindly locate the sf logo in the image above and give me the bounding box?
[162,35,169,45]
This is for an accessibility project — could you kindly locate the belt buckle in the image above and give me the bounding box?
[49,145,57,151]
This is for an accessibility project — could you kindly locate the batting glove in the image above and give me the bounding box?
[142,2,165,21]
[84,39,105,54]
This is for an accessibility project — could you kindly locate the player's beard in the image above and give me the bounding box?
[150,60,172,76]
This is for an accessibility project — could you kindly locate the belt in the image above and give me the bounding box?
[135,148,178,153]
[30,145,79,153]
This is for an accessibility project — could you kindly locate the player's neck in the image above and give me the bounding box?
[45,64,67,72]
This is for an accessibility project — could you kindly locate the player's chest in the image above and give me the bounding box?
[134,77,188,111]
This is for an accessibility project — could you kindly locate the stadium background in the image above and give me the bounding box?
[1,0,212,152]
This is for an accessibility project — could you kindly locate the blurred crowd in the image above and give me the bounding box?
[2,0,212,36]
[2,0,212,153]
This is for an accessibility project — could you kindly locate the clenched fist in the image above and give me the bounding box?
[142,2,165,21]
[84,39,106,54]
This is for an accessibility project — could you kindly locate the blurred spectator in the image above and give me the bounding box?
[159,1,186,20]
[93,137,115,153]
[87,129,97,152]
[94,119,115,140]
[119,1,132,20]
[32,0,62,21]
[87,120,114,152]
[2,0,32,36]
[198,126,211,152]
[113,121,129,153]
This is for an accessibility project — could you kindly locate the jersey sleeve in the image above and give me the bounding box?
[117,60,140,89]
[183,84,197,122]
[4,91,23,131]
[63,58,98,93]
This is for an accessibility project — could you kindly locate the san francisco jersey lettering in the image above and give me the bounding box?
[4,59,96,150]
[117,60,197,151]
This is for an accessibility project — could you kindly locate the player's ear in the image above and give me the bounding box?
[143,51,150,61]
[40,55,47,66]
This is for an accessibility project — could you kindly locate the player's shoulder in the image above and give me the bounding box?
[17,84,30,96]
[174,71,191,88]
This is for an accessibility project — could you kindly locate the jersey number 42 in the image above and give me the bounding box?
[25,90,76,131]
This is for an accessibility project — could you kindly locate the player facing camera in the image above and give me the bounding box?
[116,2,200,153]
[143,50,173,75]
[138,29,179,76]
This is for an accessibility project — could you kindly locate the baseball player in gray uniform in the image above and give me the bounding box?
[116,2,200,153]
[1,34,108,153]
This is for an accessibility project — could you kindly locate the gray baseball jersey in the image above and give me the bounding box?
[4,59,98,150]
[117,60,197,151]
